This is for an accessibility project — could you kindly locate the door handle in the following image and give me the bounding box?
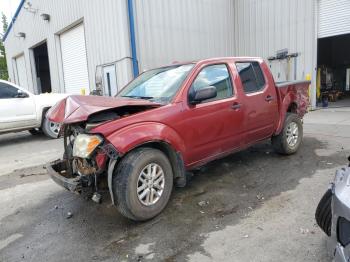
[265,95,274,102]
[231,103,241,110]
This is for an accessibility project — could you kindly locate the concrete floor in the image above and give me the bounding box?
[0,106,349,262]
[0,132,63,176]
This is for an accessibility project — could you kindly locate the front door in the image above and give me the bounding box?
[178,63,244,166]
[103,65,118,96]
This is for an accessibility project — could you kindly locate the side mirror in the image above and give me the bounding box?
[16,90,29,98]
[189,86,217,105]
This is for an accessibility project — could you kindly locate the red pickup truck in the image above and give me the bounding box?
[47,57,309,221]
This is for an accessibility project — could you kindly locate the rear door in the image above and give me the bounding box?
[178,63,244,166]
[235,61,278,144]
[0,82,36,131]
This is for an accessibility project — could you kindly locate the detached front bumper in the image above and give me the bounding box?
[47,160,82,193]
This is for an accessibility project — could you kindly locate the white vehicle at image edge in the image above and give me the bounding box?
[0,80,69,138]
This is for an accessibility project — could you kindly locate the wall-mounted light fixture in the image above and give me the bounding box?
[40,13,50,21]
[16,32,26,38]
[23,1,38,14]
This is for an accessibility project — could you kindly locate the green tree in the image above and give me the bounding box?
[0,13,9,80]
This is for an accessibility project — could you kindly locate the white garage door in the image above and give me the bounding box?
[15,55,29,90]
[318,0,350,38]
[60,24,89,94]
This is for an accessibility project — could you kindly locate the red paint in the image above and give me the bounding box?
[95,151,107,170]
[47,95,160,124]
[48,57,309,169]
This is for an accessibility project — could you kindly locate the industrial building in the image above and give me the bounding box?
[3,0,350,108]
[3,0,234,97]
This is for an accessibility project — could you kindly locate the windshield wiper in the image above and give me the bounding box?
[122,95,154,100]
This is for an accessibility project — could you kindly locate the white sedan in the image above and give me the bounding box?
[0,80,68,138]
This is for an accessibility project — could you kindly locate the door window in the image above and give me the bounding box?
[190,64,233,103]
[236,62,266,93]
[0,83,19,99]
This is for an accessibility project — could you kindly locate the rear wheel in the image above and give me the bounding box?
[272,113,303,155]
[113,148,173,221]
[315,189,332,236]
[42,117,61,139]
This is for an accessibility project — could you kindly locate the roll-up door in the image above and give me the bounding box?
[318,0,350,38]
[60,24,89,94]
[15,55,29,90]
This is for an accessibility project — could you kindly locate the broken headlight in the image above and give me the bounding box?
[338,217,350,247]
[73,134,103,159]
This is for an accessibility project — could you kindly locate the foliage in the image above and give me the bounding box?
[0,13,9,80]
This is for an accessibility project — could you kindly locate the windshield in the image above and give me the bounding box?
[117,64,194,104]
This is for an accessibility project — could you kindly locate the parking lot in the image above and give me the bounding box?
[1,106,350,262]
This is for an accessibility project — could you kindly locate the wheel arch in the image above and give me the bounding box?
[287,102,298,113]
[275,97,299,135]
[105,122,188,204]
[107,139,187,206]
[40,106,51,126]
[130,140,187,186]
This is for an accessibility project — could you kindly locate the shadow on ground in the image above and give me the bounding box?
[0,132,55,147]
[0,137,344,262]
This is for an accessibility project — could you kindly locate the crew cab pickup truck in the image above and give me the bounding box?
[0,80,68,138]
[47,57,309,221]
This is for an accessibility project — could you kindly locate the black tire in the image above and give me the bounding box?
[113,148,173,221]
[315,189,332,236]
[272,113,303,155]
[42,117,60,139]
[28,128,42,136]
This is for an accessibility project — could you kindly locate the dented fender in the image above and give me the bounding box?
[105,122,187,204]
[274,84,308,135]
[105,122,187,157]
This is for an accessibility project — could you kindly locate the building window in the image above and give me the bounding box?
[236,62,266,93]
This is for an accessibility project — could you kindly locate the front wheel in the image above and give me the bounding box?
[42,117,61,139]
[113,148,173,221]
[272,113,303,155]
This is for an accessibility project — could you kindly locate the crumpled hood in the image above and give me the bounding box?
[47,95,160,124]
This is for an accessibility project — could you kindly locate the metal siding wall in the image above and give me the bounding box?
[234,0,315,83]
[134,0,235,71]
[318,0,350,38]
[4,0,320,102]
[4,0,132,94]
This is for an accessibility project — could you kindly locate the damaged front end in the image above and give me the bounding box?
[47,124,118,202]
[46,95,160,202]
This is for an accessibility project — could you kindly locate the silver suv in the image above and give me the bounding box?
[316,157,350,261]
